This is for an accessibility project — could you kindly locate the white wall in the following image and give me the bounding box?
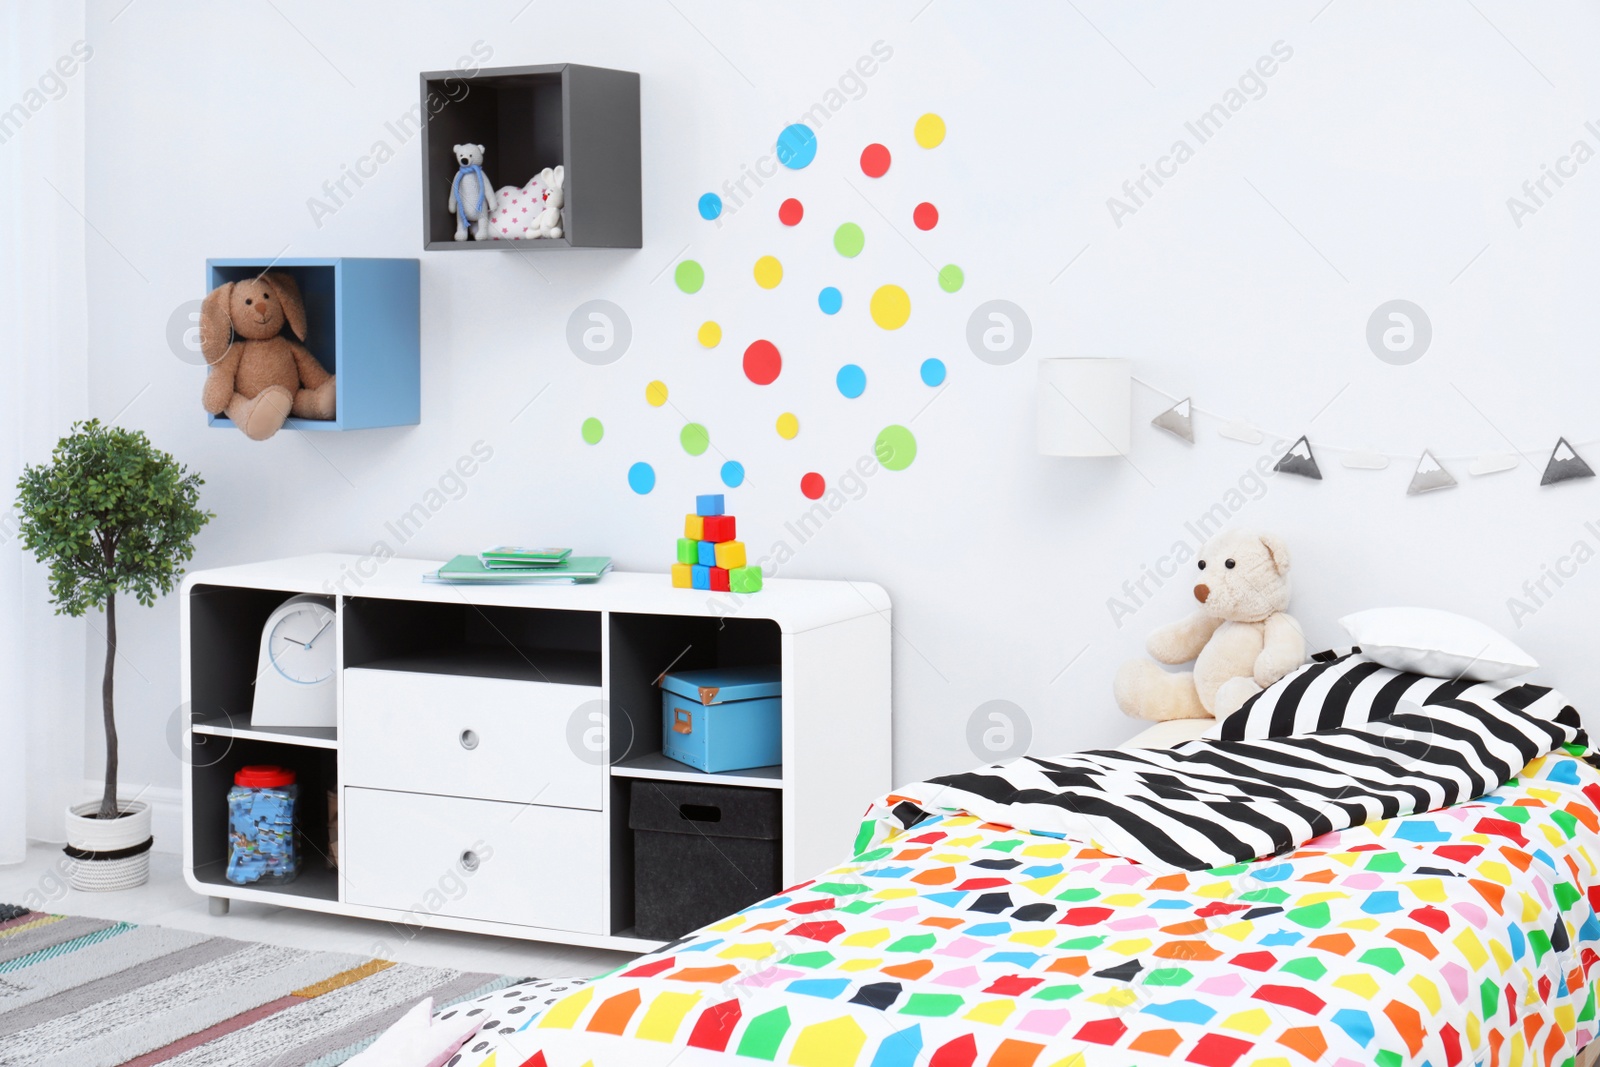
[78,0,1600,814]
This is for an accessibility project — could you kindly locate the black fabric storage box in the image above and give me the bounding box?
[629,780,782,941]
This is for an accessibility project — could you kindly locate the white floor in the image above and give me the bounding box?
[0,843,637,980]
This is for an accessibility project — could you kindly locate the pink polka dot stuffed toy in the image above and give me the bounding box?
[488,165,564,241]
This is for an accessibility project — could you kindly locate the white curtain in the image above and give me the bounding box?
[0,1,89,863]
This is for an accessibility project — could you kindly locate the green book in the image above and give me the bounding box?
[427,554,612,585]
[479,546,572,567]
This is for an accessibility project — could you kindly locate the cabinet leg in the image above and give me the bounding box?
[208,896,230,917]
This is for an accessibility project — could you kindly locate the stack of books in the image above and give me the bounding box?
[425,547,614,585]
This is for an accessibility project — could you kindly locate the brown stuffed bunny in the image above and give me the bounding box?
[200,272,336,441]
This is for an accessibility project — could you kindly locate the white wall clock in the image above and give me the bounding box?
[252,594,337,728]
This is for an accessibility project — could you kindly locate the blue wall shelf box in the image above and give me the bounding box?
[205,258,421,432]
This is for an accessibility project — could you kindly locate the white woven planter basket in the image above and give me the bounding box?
[64,800,152,892]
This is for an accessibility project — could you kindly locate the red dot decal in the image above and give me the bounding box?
[743,340,782,385]
[912,202,939,230]
[860,143,891,178]
[800,472,826,499]
[778,198,804,226]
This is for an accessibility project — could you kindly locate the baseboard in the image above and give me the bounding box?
[77,780,183,855]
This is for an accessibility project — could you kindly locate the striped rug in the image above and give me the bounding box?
[0,907,523,1066]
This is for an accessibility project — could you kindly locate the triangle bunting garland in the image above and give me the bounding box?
[1140,388,1595,495]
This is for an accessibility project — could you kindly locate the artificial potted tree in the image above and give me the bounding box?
[16,420,211,890]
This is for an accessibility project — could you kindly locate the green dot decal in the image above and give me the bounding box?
[833,223,865,258]
[581,417,604,444]
[875,425,917,471]
[681,423,711,456]
[674,260,705,294]
[938,264,965,292]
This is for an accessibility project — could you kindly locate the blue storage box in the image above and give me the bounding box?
[661,666,781,773]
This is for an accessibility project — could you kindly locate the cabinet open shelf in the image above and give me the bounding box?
[191,712,338,750]
[418,63,641,250]
[610,752,781,789]
[190,859,339,904]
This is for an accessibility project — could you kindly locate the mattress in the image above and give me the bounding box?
[477,738,1600,1066]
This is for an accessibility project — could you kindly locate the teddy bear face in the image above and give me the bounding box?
[1192,529,1291,623]
[453,143,485,168]
[227,277,289,341]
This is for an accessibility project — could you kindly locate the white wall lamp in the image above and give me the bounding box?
[1036,358,1132,457]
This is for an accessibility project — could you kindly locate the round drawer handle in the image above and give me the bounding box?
[460,849,481,873]
[459,729,479,751]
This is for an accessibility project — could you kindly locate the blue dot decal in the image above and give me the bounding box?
[698,193,723,220]
[836,364,867,399]
[628,462,656,494]
[776,124,818,169]
[818,287,843,315]
[720,461,745,488]
[920,358,947,387]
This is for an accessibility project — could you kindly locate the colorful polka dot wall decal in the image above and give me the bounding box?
[778,198,804,226]
[920,358,946,387]
[875,425,917,471]
[914,112,946,149]
[674,260,704,294]
[836,364,867,399]
[912,202,938,230]
[937,264,964,293]
[776,123,818,169]
[800,472,826,499]
[581,417,604,444]
[753,255,783,289]
[720,460,745,488]
[817,287,843,315]
[870,284,911,330]
[628,462,656,494]
[645,380,669,407]
[698,321,722,348]
[776,412,800,439]
[860,143,891,177]
[681,423,710,456]
[833,223,865,258]
[697,192,722,220]
[743,340,782,385]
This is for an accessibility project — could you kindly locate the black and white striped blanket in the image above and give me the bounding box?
[873,670,1584,871]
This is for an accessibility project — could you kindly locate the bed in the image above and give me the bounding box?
[459,654,1600,1066]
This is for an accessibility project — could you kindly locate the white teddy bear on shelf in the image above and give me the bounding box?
[448,143,498,242]
[489,165,565,240]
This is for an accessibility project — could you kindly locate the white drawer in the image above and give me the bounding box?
[342,786,609,935]
[343,669,602,810]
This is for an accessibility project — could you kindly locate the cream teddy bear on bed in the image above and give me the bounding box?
[1115,529,1306,722]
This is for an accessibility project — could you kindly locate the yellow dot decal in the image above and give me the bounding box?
[776,412,800,440]
[869,284,911,330]
[914,113,946,149]
[753,255,783,289]
[645,380,669,407]
[698,321,722,348]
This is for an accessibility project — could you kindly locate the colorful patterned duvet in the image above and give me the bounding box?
[511,745,1600,1066]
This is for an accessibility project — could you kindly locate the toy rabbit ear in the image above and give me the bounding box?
[551,164,564,189]
[199,282,235,366]
[260,272,307,341]
[1259,532,1291,575]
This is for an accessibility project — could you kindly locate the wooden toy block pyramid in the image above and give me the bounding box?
[671,494,763,593]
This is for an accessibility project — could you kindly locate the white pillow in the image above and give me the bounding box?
[344,997,478,1067]
[1339,607,1537,682]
